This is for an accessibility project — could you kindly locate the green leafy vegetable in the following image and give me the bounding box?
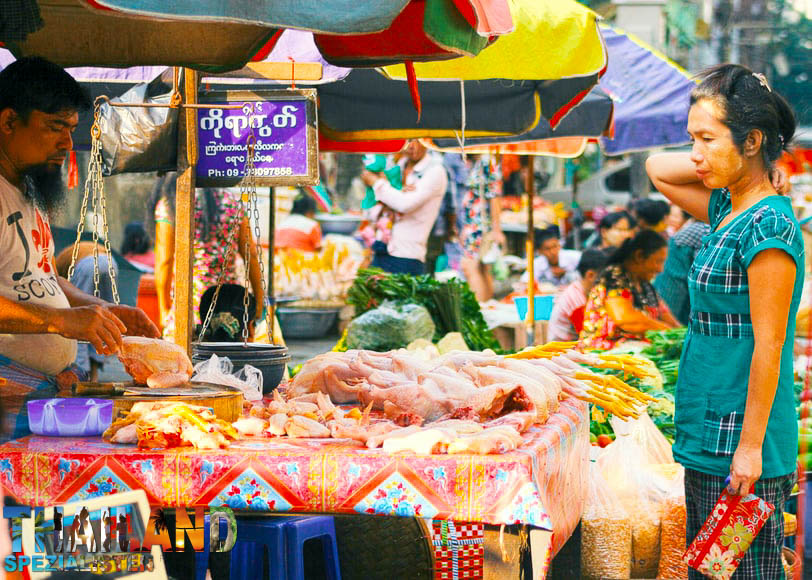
[347,268,502,352]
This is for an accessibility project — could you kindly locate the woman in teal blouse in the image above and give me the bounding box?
[647,64,800,578]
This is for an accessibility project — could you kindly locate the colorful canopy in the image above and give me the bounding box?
[314,0,509,66]
[83,0,412,35]
[382,0,606,82]
[1,0,279,72]
[317,70,609,141]
[428,86,612,148]
[597,25,695,155]
[2,0,511,72]
[422,25,696,157]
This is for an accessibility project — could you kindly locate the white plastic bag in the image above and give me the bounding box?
[191,354,263,401]
[581,462,632,580]
[598,421,673,578]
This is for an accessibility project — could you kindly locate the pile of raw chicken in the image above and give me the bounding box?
[103,338,654,455]
[229,346,653,455]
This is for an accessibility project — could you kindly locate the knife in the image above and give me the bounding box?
[73,382,130,396]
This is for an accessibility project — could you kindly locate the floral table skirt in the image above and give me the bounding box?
[0,399,588,554]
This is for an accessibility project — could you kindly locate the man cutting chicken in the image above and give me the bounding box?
[0,57,160,439]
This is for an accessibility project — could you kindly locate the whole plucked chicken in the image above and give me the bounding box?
[117,337,194,388]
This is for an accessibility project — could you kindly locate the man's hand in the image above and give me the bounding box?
[360,170,382,187]
[729,444,762,496]
[51,306,127,355]
[770,167,791,195]
[107,305,161,338]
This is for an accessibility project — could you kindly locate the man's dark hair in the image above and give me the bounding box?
[0,57,91,120]
[598,210,637,232]
[607,229,667,267]
[121,222,151,255]
[534,225,560,247]
[292,193,317,216]
[633,199,670,227]
[577,248,607,277]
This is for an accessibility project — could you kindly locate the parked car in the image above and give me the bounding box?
[539,159,658,211]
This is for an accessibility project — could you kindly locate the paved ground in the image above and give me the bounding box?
[285,335,340,368]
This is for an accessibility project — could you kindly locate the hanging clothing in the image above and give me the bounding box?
[158,190,243,339]
[458,157,502,260]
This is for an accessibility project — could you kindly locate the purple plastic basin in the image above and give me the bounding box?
[27,398,113,437]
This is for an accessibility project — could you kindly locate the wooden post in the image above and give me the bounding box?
[173,68,199,356]
[525,156,535,346]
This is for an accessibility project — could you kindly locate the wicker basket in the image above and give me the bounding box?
[782,546,799,579]
[333,515,435,580]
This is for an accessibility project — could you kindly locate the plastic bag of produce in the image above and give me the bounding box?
[610,411,674,465]
[581,462,632,580]
[657,466,688,579]
[598,426,672,578]
[346,301,435,351]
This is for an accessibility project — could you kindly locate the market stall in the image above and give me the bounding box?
[0,3,631,579]
[0,399,587,550]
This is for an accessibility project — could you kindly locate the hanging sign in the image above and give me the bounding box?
[196,88,318,186]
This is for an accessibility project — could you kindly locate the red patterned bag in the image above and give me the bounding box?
[682,487,775,579]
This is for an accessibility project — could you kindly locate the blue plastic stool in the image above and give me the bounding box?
[194,515,234,580]
[229,516,288,580]
[284,516,341,580]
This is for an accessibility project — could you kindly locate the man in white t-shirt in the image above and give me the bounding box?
[0,57,159,437]
[360,140,447,275]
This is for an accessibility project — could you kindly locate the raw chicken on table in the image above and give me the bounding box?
[117,336,194,388]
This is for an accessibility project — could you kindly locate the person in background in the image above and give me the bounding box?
[590,210,637,251]
[547,249,607,342]
[120,221,154,272]
[666,205,692,237]
[653,218,711,325]
[360,140,448,275]
[458,154,505,301]
[526,225,581,287]
[632,198,671,234]
[149,173,263,340]
[197,284,257,343]
[275,193,322,253]
[647,64,799,578]
[580,229,679,350]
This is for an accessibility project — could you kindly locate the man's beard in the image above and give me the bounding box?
[20,163,68,216]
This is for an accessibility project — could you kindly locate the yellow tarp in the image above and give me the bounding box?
[381,0,606,81]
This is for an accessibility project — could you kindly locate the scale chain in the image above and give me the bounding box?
[66,99,120,304]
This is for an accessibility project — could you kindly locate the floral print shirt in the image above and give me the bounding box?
[459,157,502,259]
[579,264,662,350]
[156,190,244,340]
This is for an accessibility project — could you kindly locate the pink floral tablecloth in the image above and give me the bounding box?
[0,399,588,551]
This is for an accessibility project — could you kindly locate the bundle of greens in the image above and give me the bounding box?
[346,268,502,352]
[640,328,687,394]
